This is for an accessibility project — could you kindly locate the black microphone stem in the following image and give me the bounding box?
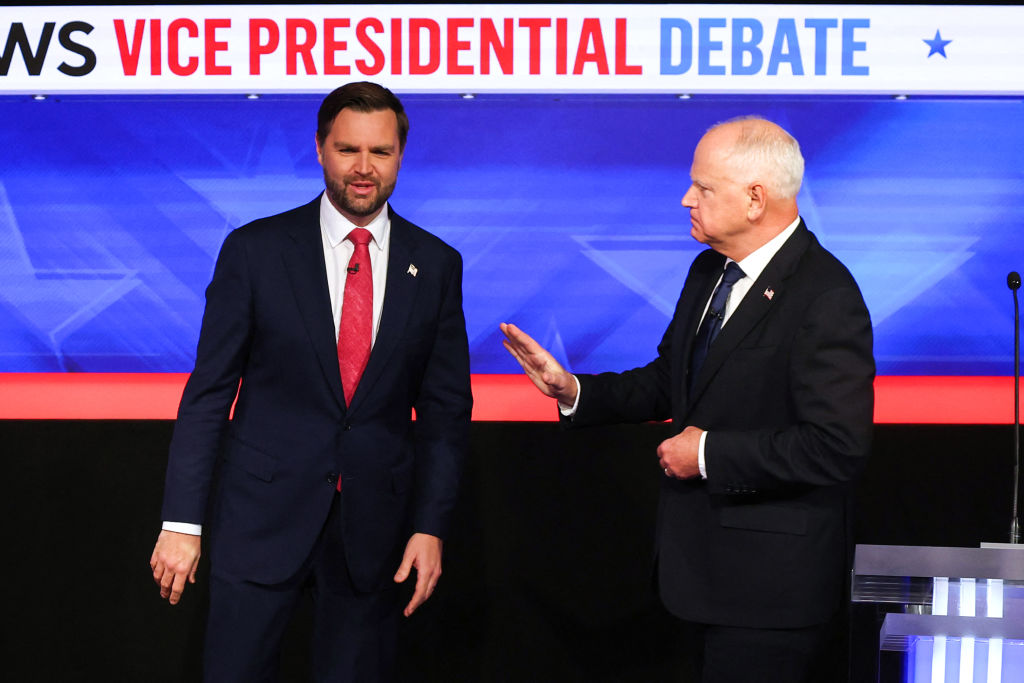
[1010,272,1021,543]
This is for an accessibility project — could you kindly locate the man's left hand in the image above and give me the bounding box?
[394,532,443,617]
[658,426,704,479]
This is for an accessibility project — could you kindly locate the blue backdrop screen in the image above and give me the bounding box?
[1,94,1021,375]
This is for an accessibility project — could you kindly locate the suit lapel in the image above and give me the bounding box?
[687,223,811,403]
[346,210,419,415]
[282,198,347,413]
[677,253,725,406]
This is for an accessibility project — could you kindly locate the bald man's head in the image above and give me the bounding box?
[706,117,804,201]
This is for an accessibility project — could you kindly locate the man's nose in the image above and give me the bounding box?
[353,152,372,174]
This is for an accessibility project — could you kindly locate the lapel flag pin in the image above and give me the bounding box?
[763,287,774,300]
[407,263,418,277]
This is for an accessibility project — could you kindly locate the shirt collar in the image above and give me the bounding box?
[731,216,801,282]
[319,192,389,250]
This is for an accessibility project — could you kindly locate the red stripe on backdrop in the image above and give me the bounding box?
[0,373,1018,423]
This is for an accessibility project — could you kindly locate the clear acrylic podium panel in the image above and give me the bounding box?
[853,544,1024,683]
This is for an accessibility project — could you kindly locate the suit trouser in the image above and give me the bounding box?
[674,611,845,683]
[203,493,401,683]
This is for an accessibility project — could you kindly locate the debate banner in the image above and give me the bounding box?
[2,4,1021,95]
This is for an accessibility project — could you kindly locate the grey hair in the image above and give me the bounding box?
[712,116,804,200]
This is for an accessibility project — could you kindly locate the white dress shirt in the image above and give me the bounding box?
[320,193,391,344]
[163,194,393,536]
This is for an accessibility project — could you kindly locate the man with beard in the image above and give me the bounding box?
[150,81,472,682]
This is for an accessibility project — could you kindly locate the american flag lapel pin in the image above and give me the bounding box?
[763,287,774,301]
[407,263,418,277]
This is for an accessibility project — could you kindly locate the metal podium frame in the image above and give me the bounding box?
[852,544,1024,682]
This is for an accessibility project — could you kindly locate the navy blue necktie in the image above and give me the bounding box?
[689,262,745,391]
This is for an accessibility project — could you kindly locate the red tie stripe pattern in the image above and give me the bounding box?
[337,228,373,407]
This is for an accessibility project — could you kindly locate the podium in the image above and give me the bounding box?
[852,544,1024,682]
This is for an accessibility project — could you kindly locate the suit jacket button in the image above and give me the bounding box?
[326,472,338,486]
[343,423,352,431]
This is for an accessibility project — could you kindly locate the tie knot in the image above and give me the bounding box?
[347,228,372,247]
[722,261,745,286]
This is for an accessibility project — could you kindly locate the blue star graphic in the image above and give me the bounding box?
[923,30,952,58]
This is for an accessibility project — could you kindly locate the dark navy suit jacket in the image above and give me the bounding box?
[161,197,472,592]
[571,222,874,628]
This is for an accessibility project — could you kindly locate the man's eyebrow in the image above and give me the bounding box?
[331,142,396,152]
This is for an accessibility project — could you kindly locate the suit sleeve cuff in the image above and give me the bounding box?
[558,375,582,416]
[698,430,708,479]
[163,521,202,536]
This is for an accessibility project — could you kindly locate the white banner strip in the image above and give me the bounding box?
[1,4,1021,95]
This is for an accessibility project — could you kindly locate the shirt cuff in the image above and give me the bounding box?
[558,375,582,416]
[162,521,202,536]
[698,430,708,479]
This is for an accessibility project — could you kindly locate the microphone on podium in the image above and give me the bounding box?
[1009,271,1021,543]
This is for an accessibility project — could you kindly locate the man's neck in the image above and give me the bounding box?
[725,210,799,261]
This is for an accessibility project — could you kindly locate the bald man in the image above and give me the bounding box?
[502,117,874,682]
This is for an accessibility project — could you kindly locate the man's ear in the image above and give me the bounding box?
[747,182,767,221]
[315,133,324,166]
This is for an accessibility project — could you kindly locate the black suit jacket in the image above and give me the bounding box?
[161,197,472,592]
[572,222,874,628]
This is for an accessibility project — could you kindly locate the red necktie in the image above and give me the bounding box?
[337,228,373,407]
